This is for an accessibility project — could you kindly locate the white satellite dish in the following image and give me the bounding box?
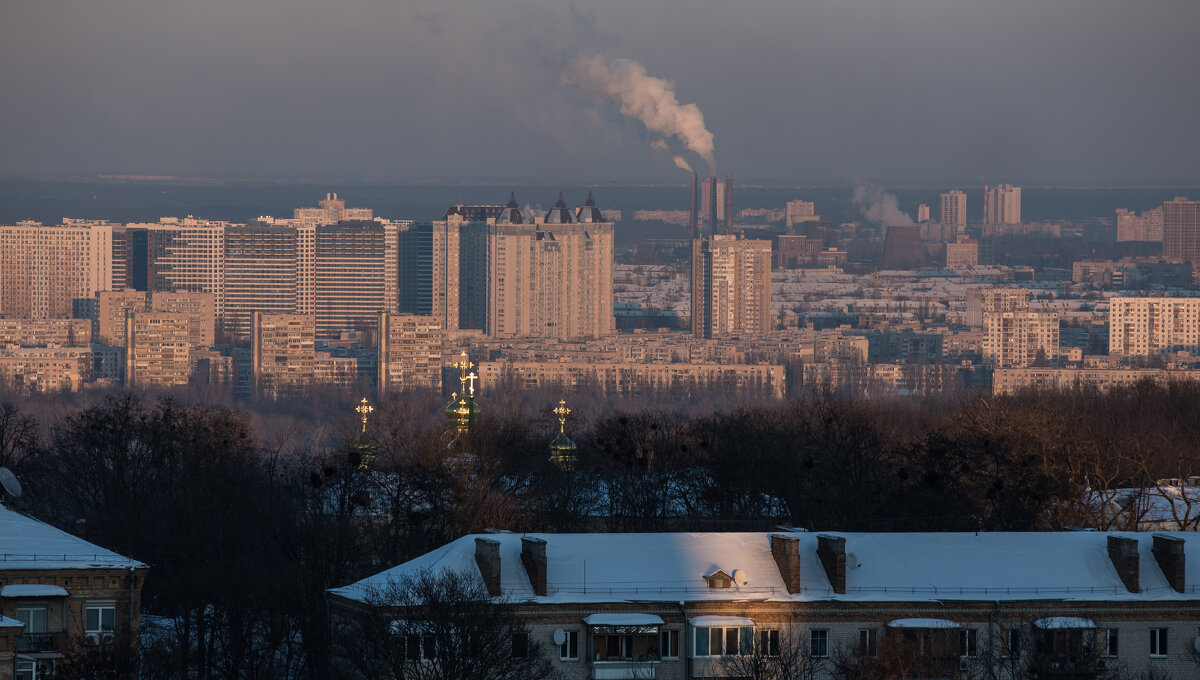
[847,552,861,569]
[1193,636,1200,654]
[731,569,749,586]
[0,468,21,498]
[553,629,566,646]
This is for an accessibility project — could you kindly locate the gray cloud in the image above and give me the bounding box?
[1,0,1197,184]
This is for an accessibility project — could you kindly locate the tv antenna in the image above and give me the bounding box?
[0,467,22,498]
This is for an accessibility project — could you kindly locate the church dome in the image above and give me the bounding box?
[544,192,574,225]
[575,191,605,223]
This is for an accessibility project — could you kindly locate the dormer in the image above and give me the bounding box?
[704,568,749,589]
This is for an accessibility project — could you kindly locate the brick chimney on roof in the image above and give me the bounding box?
[816,534,847,594]
[1107,535,1139,593]
[520,537,547,596]
[769,534,802,594]
[475,538,502,597]
[1152,534,1185,593]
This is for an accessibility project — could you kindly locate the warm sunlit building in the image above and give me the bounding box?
[0,220,114,319]
[691,235,773,338]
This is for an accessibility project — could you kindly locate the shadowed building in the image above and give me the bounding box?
[1163,197,1200,263]
[881,226,925,269]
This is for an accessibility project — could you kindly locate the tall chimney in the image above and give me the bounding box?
[689,173,698,240]
[475,538,502,597]
[1107,535,1139,593]
[520,536,548,596]
[724,174,734,234]
[816,534,847,594]
[1152,534,1185,593]
[769,534,802,594]
[708,176,719,238]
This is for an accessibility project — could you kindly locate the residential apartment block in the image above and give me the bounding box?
[983,182,1021,224]
[690,235,773,338]
[377,312,443,395]
[982,310,1059,367]
[250,313,316,398]
[0,220,113,320]
[0,347,92,393]
[331,531,1200,680]
[1116,207,1164,243]
[939,190,967,230]
[477,359,785,398]
[0,319,91,348]
[1162,197,1200,263]
[1110,297,1200,356]
[0,503,146,680]
[124,312,191,388]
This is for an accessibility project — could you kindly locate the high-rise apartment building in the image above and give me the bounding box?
[377,312,443,395]
[313,221,398,338]
[1115,207,1164,243]
[690,235,773,338]
[0,220,113,319]
[250,312,315,398]
[140,218,227,316]
[939,190,967,231]
[293,193,373,225]
[965,287,1030,327]
[484,194,615,341]
[916,204,931,223]
[1162,197,1200,262]
[1109,297,1200,356]
[97,291,214,348]
[223,223,299,339]
[124,312,191,388]
[983,183,1021,224]
[699,176,734,234]
[982,311,1058,367]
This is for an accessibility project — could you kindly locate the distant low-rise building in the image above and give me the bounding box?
[477,359,785,398]
[0,319,91,348]
[0,347,92,393]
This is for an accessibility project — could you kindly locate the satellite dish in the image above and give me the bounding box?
[847,552,861,569]
[732,569,749,586]
[1193,636,1200,654]
[0,468,21,498]
[553,629,566,646]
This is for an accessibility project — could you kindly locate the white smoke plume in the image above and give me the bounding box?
[649,138,669,151]
[565,55,717,173]
[852,185,914,226]
[672,155,694,173]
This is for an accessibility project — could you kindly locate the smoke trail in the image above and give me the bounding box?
[649,138,669,151]
[565,55,717,173]
[852,185,914,226]
[672,155,694,173]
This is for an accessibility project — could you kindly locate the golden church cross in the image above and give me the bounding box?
[356,397,374,433]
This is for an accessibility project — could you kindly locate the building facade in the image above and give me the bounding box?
[250,313,316,398]
[125,312,191,388]
[1110,297,1200,356]
[939,190,967,231]
[0,221,113,320]
[691,236,773,338]
[1162,197,1200,263]
[983,310,1059,367]
[983,183,1021,224]
[377,312,443,395]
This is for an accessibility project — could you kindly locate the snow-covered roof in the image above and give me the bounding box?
[690,616,755,627]
[0,584,69,598]
[582,614,664,626]
[330,531,1200,606]
[0,616,23,629]
[887,618,960,629]
[1034,617,1096,629]
[0,504,144,570]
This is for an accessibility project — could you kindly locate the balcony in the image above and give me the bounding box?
[591,662,657,679]
[16,632,65,653]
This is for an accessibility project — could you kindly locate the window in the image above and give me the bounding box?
[693,626,753,657]
[85,603,115,638]
[1002,629,1021,659]
[960,629,978,657]
[15,607,47,634]
[1098,628,1118,657]
[811,629,829,658]
[558,630,579,660]
[859,629,878,657]
[511,632,529,659]
[404,634,436,661]
[660,630,679,659]
[593,626,660,662]
[760,629,780,657]
[1149,628,1167,657]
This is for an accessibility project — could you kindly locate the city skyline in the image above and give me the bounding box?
[3,0,1199,184]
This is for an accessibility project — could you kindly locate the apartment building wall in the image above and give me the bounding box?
[691,236,773,338]
[0,347,92,392]
[251,313,316,398]
[125,312,191,388]
[983,310,1059,367]
[224,224,299,339]
[0,221,113,320]
[142,219,226,316]
[0,319,91,348]
[1110,297,1200,356]
[377,312,443,395]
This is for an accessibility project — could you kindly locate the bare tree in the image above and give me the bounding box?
[333,570,556,680]
[720,629,823,680]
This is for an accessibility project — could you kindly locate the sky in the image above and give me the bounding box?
[2,0,1198,185]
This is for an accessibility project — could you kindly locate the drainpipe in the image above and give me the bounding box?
[678,601,689,679]
[129,567,136,643]
[987,600,1000,680]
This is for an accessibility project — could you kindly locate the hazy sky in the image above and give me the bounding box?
[2,0,1198,185]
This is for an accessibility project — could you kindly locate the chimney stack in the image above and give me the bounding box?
[1107,535,1139,593]
[816,534,847,594]
[520,536,548,596]
[689,173,698,240]
[769,534,802,594]
[1152,534,1186,593]
[475,538,502,597]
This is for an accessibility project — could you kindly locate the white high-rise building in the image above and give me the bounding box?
[983,310,1058,367]
[1110,297,1200,356]
[984,183,1022,224]
[0,220,114,319]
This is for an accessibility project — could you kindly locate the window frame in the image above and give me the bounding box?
[84,602,116,638]
[859,628,878,657]
[14,606,47,634]
[511,631,529,659]
[692,626,753,658]
[810,629,829,658]
[559,629,579,661]
[960,628,978,658]
[1002,629,1021,659]
[1149,627,1168,658]
[760,629,781,658]
[1098,628,1118,658]
[660,629,679,659]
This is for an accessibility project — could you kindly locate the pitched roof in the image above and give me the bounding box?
[0,504,145,570]
[331,530,1199,605]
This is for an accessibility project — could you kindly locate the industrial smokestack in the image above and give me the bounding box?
[689,173,698,239]
[708,176,718,238]
[724,174,733,234]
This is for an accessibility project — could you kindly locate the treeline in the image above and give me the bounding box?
[1,380,1198,678]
